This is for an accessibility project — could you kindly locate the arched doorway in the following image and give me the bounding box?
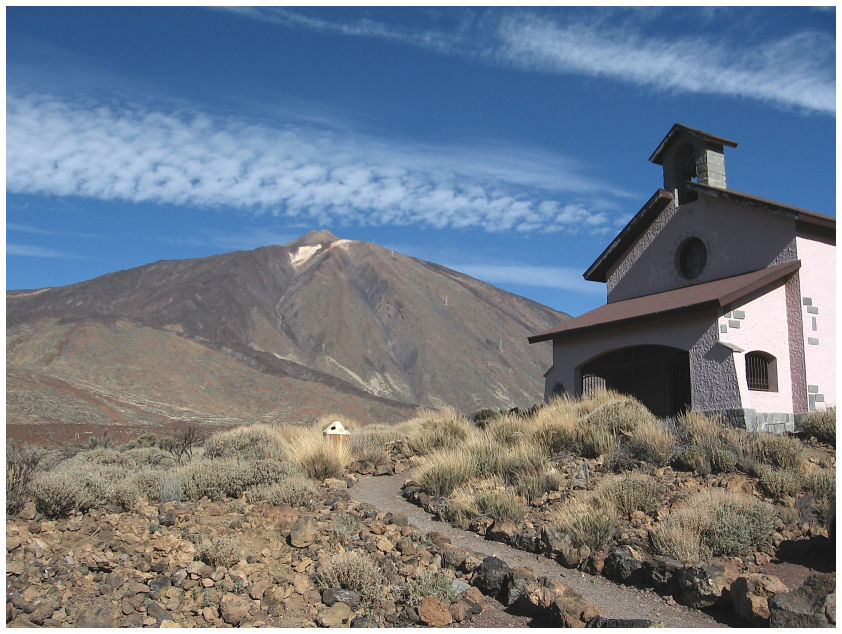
[580,345,691,417]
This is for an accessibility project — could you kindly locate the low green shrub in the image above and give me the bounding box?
[750,433,803,470]
[179,458,299,501]
[197,537,241,568]
[672,444,711,474]
[244,477,317,508]
[204,425,288,461]
[6,442,42,516]
[801,409,836,446]
[650,490,776,564]
[32,469,109,518]
[314,551,387,613]
[703,498,775,557]
[709,447,738,473]
[803,469,835,502]
[757,466,803,500]
[395,571,457,608]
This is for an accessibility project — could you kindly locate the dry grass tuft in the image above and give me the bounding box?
[403,407,477,455]
[550,499,615,553]
[417,449,475,497]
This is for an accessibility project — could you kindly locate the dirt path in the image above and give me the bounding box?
[349,471,724,628]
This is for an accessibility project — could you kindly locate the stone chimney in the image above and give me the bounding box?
[649,124,738,205]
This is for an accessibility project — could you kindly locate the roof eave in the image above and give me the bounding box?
[584,189,674,283]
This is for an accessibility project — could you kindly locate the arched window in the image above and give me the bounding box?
[745,352,778,392]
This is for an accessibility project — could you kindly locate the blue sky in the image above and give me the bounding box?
[6,6,836,317]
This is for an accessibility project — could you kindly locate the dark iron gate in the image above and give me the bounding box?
[580,345,691,417]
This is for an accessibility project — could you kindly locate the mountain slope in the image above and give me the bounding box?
[7,230,570,437]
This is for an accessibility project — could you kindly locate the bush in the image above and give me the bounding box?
[498,442,546,486]
[204,424,288,461]
[757,466,803,500]
[159,426,203,465]
[675,411,724,451]
[625,418,676,466]
[472,408,504,429]
[405,407,475,455]
[32,468,109,518]
[649,511,709,564]
[350,434,390,467]
[464,440,502,478]
[650,490,776,563]
[526,399,578,454]
[108,481,140,510]
[6,442,42,516]
[314,551,386,612]
[803,469,835,502]
[749,433,803,469]
[801,408,835,445]
[417,450,475,497]
[179,458,299,501]
[198,537,241,568]
[710,447,738,473]
[244,477,317,508]
[553,502,615,553]
[598,473,661,518]
[578,425,616,458]
[585,397,655,436]
[395,571,457,608]
[516,471,562,504]
[486,415,528,447]
[672,444,711,474]
[475,491,527,523]
[289,430,351,481]
[437,496,476,530]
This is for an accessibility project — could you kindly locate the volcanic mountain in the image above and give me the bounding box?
[7,230,569,443]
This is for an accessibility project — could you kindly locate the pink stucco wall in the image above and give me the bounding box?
[717,282,794,413]
[607,194,797,303]
[796,236,836,409]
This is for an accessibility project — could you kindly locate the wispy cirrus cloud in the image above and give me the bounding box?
[444,263,603,295]
[7,223,103,239]
[7,93,624,234]
[224,7,834,115]
[7,244,89,259]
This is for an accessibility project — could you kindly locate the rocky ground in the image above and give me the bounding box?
[7,474,649,629]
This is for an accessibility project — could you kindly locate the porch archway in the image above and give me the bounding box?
[580,345,691,417]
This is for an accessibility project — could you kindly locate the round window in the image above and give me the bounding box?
[677,237,707,279]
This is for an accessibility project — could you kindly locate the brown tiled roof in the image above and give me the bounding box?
[649,123,738,165]
[528,260,801,344]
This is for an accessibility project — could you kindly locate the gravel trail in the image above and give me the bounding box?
[349,471,724,628]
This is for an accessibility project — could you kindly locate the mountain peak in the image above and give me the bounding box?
[286,229,339,249]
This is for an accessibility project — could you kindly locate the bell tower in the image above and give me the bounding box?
[649,124,738,205]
